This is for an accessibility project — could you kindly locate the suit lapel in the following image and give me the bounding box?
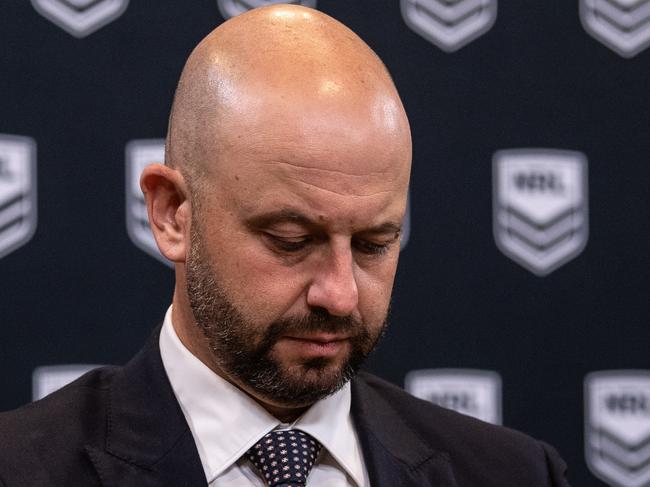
[85,329,458,487]
[86,327,207,487]
[351,373,458,487]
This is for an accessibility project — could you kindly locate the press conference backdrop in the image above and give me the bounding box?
[1,1,649,485]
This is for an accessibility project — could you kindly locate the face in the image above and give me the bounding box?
[186,218,386,406]
[184,91,411,409]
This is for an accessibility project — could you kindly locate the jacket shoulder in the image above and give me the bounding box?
[353,371,570,486]
[0,367,116,486]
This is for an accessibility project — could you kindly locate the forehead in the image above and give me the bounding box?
[225,151,408,231]
[208,104,410,229]
[220,87,409,174]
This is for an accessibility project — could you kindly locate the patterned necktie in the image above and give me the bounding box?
[246,429,322,486]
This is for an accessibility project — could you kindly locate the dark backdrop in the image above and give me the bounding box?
[2,2,649,486]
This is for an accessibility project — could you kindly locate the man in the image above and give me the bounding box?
[0,5,570,487]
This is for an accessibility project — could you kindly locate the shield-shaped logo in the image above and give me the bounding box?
[581,0,650,58]
[125,139,171,267]
[31,0,129,38]
[405,369,502,424]
[400,0,497,52]
[585,371,650,487]
[32,364,101,400]
[493,148,588,276]
[0,135,37,261]
[217,0,317,20]
[400,193,411,251]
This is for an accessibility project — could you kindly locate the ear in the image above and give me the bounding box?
[140,164,190,263]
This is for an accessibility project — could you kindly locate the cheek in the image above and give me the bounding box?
[357,258,399,319]
[195,205,308,321]
[221,247,310,321]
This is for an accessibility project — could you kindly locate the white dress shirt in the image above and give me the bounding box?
[159,306,370,486]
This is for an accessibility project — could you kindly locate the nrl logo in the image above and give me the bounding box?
[492,149,588,276]
[400,0,497,52]
[400,194,411,251]
[125,139,172,267]
[585,371,650,487]
[405,369,502,424]
[31,0,129,38]
[217,0,317,20]
[0,135,37,261]
[32,364,101,400]
[581,0,650,58]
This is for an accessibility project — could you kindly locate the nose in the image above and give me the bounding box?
[306,245,359,317]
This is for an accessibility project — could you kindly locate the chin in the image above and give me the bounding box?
[252,359,353,408]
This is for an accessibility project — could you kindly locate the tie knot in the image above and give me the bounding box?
[246,429,322,487]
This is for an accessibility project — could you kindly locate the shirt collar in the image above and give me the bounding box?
[294,384,367,487]
[159,305,365,486]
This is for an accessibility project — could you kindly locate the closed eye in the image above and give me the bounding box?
[263,230,400,256]
[353,233,399,256]
[264,233,313,253]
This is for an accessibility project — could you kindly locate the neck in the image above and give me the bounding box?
[256,401,309,424]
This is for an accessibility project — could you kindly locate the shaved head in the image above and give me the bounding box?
[144,4,412,420]
[166,4,409,198]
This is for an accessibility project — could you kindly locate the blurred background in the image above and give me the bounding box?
[1,1,649,485]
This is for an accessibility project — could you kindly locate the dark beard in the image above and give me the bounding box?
[185,223,387,407]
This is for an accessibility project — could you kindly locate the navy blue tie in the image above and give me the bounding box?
[247,429,322,486]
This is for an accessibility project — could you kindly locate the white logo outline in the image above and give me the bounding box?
[217,0,317,20]
[125,139,172,267]
[492,148,589,276]
[581,0,650,58]
[0,134,37,260]
[405,368,502,424]
[32,364,101,400]
[31,0,129,38]
[400,194,411,251]
[400,0,498,52]
[585,370,650,487]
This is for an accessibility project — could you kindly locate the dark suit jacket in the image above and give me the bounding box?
[0,328,571,486]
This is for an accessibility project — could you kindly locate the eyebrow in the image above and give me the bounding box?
[244,210,315,230]
[244,209,402,235]
[360,221,402,235]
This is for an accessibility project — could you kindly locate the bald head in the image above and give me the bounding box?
[145,5,412,417]
[166,4,410,195]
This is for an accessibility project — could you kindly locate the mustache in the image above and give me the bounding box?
[264,309,364,342]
